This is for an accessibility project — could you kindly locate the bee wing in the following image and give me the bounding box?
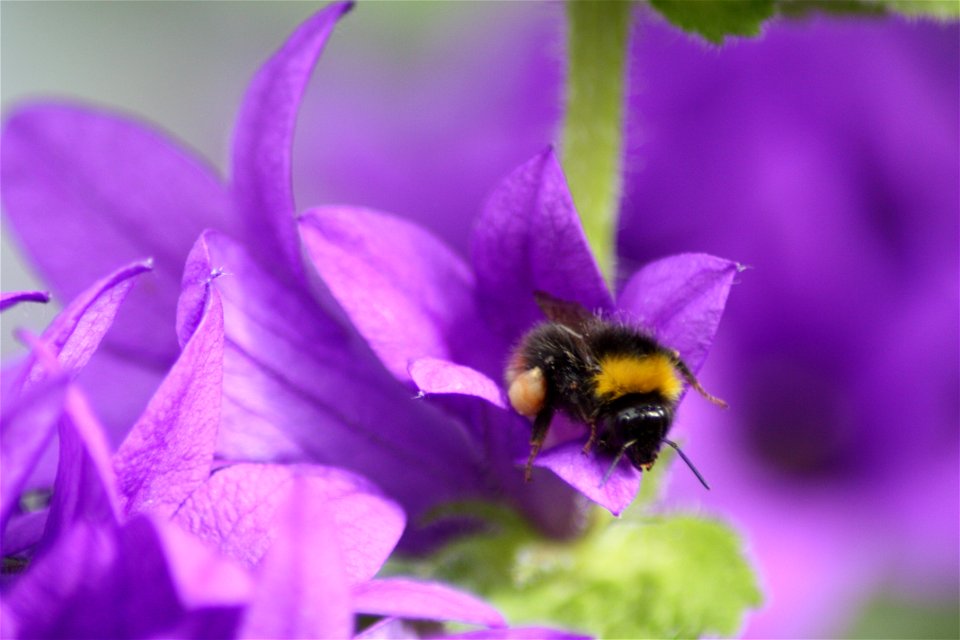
[533,290,595,330]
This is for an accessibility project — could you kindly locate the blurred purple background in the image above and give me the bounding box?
[619,14,959,639]
[2,3,957,638]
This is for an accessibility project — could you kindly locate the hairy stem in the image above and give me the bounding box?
[561,0,632,286]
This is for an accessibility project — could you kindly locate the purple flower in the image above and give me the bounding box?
[0,13,662,640]
[299,147,739,515]
[1,0,563,407]
[1,261,152,535]
[0,4,582,635]
[1,1,737,537]
[0,3,512,545]
[621,13,959,637]
[0,3,743,637]
[1,248,561,639]
[0,2,568,550]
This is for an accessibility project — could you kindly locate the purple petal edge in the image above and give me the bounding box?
[409,358,507,409]
[0,102,231,366]
[299,206,478,382]
[533,441,640,516]
[241,478,352,640]
[174,463,404,588]
[352,578,505,628]
[444,628,593,640]
[0,376,66,533]
[0,290,50,312]
[617,253,741,373]
[231,2,353,275]
[151,515,253,608]
[41,386,123,549]
[15,259,153,396]
[114,237,224,519]
[471,148,613,341]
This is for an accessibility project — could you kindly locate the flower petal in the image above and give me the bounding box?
[359,621,591,640]
[41,387,122,548]
[15,260,153,393]
[409,357,507,410]
[0,290,49,312]
[174,464,291,568]
[175,463,404,587]
[2,511,47,556]
[446,628,593,640]
[72,351,171,448]
[0,376,66,534]
[351,578,505,628]
[3,516,240,639]
[409,359,587,539]
[0,103,232,365]
[230,2,352,273]
[533,441,640,516]
[241,477,352,640]
[318,469,406,586]
[198,231,485,537]
[300,206,494,381]
[151,516,253,609]
[353,618,421,639]
[3,521,160,638]
[617,253,741,372]
[471,148,613,340]
[114,239,224,519]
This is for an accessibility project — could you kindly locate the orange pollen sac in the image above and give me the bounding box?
[508,367,546,417]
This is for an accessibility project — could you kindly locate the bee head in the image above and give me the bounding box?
[597,394,711,491]
[599,394,673,468]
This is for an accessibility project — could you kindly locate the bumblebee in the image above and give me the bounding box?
[506,292,726,487]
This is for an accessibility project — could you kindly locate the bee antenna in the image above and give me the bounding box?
[599,440,638,488]
[662,438,710,490]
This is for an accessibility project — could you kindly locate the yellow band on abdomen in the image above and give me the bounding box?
[593,353,682,401]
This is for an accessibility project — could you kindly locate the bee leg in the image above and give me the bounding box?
[670,351,728,408]
[582,421,598,455]
[524,406,554,482]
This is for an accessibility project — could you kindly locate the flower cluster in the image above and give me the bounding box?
[1,2,739,637]
[3,259,553,638]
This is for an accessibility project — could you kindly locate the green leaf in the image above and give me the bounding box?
[879,0,960,19]
[843,591,960,639]
[776,0,887,18]
[777,0,959,19]
[649,0,775,44]
[392,505,762,639]
[650,0,957,45]
[496,515,762,638]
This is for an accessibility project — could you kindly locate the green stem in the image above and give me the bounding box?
[561,0,632,287]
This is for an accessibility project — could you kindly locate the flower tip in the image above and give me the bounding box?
[317,0,354,22]
[0,290,52,312]
[539,144,559,164]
